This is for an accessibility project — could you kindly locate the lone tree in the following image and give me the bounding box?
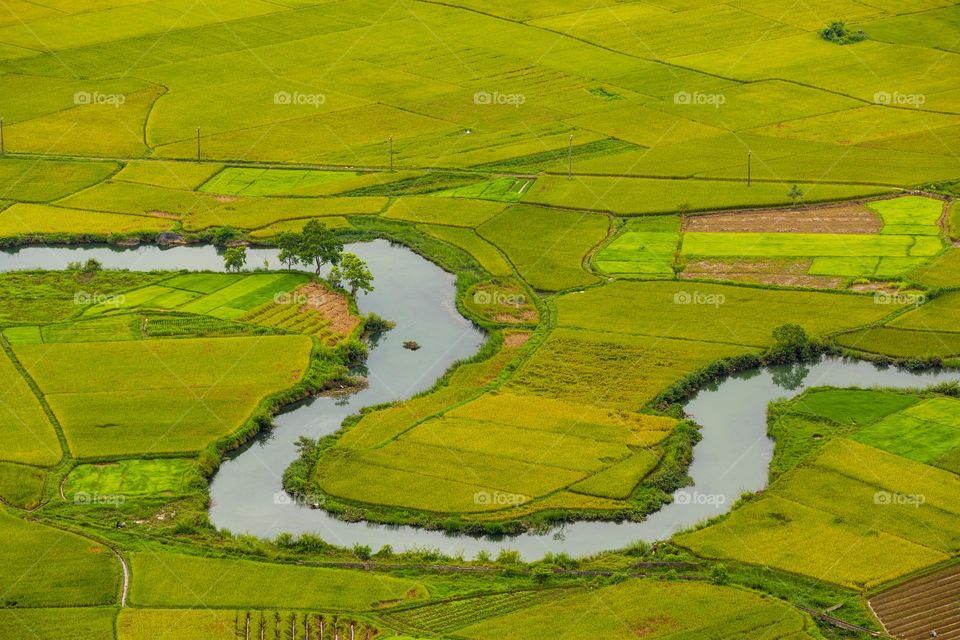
[211,225,240,248]
[297,219,343,274]
[330,253,374,296]
[275,230,301,270]
[788,184,804,205]
[223,245,247,272]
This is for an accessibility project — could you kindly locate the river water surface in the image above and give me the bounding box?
[3,242,957,560]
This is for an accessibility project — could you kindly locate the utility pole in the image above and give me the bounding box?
[389,135,394,172]
[1,118,4,157]
[568,134,573,180]
[196,128,201,162]
[747,151,752,188]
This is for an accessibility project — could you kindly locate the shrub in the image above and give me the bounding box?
[820,21,866,45]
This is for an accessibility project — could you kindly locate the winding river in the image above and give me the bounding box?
[3,242,958,560]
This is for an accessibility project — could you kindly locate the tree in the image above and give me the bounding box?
[773,323,808,348]
[788,184,804,205]
[223,246,247,272]
[211,226,240,248]
[297,220,343,274]
[330,253,374,296]
[820,20,866,45]
[275,231,301,270]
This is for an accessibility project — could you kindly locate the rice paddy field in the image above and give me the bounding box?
[1,0,959,638]
[677,388,960,589]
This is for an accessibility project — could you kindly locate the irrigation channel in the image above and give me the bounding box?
[4,241,959,560]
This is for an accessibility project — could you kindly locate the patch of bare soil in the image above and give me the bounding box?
[848,282,898,294]
[146,210,180,219]
[494,309,538,324]
[213,195,238,202]
[684,203,881,234]
[504,331,532,348]
[870,564,960,640]
[299,282,360,336]
[682,259,844,289]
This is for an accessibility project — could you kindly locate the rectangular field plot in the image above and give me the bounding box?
[434,176,535,202]
[0,203,174,238]
[15,335,311,457]
[83,273,311,320]
[0,607,115,640]
[199,167,356,196]
[64,458,197,500]
[0,348,62,466]
[835,326,960,360]
[523,176,887,215]
[508,328,754,409]
[853,397,960,465]
[0,158,118,202]
[384,197,506,227]
[682,232,936,258]
[0,508,119,607]
[555,280,901,347]
[869,563,960,640]
[596,230,678,276]
[129,552,425,610]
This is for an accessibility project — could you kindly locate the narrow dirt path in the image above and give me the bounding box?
[114,548,130,607]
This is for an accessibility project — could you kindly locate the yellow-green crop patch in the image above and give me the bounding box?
[478,205,608,290]
[852,397,960,467]
[433,176,535,202]
[835,326,960,361]
[569,450,662,499]
[0,462,46,510]
[678,438,960,588]
[682,232,940,259]
[460,578,817,639]
[509,328,754,410]
[0,347,62,466]
[15,335,311,457]
[0,158,118,202]
[129,552,426,610]
[868,195,945,235]
[889,290,960,334]
[595,216,680,276]
[524,176,888,215]
[0,607,115,640]
[419,225,513,276]
[114,160,224,190]
[0,507,119,606]
[55,181,386,231]
[64,458,198,499]
[555,281,901,347]
[83,273,311,321]
[384,196,506,227]
[199,167,381,197]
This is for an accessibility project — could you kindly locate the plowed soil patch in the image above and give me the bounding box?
[684,204,881,234]
[300,282,360,337]
[682,259,843,289]
[870,563,960,639]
